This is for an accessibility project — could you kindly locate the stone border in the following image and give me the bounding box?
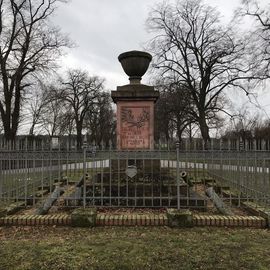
[71,208,97,227]
[167,209,193,227]
[0,215,71,226]
[96,214,167,226]
[193,214,266,228]
[0,214,267,228]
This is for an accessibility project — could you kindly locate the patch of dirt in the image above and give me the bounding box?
[193,183,251,216]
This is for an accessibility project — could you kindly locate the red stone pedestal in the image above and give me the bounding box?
[111,84,159,150]
[117,101,154,149]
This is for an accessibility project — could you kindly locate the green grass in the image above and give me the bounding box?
[0,227,270,270]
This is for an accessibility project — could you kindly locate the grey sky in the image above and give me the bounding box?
[53,0,161,88]
[53,0,239,87]
[52,0,270,117]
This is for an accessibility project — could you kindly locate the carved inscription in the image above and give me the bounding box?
[121,106,150,149]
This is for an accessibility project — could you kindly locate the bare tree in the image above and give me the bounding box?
[238,0,270,78]
[39,86,64,137]
[25,80,50,135]
[147,0,255,142]
[154,91,173,142]
[222,107,261,140]
[85,92,116,147]
[57,110,75,136]
[167,83,195,141]
[58,69,104,148]
[0,0,70,140]
[254,119,270,140]
[154,79,194,142]
[184,122,200,143]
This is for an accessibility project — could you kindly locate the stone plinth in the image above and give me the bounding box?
[111,84,159,150]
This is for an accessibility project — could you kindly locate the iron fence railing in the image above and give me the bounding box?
[0,141,270,210]
[1,136,270,151]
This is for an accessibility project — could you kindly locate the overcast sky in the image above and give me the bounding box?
[52,0,270,118]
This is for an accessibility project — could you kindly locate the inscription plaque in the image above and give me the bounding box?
[120,106,150,149]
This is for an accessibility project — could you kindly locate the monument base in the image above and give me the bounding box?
[111,159,161,174]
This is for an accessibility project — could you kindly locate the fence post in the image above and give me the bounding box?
[202,140,206,179]
[83,145,87,209]
[220,138,223,176]
[176,142,180,210]
[109,140,112,206]
[58,138,61,185]
[262,139,266,151]
[0,152,2,199]
[210,138,214,174]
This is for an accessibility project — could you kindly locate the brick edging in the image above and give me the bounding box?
[0,214,71,226]
[193,214,266,228]
[96,214,168,226]
[0,214,267,228]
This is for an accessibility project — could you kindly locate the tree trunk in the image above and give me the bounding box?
[1,85,21,141]
[3,122,17,142]
[29,124,35,136]
[188,123,193,145]
[176,125,182,143]
[11,84,21,139]
[198,115,210,142]
[76,121,83,149]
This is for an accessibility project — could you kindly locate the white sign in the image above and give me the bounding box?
[125,165,137,178]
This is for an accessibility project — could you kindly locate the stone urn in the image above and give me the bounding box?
[118,50,152,84]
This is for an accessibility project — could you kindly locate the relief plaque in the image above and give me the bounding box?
[120,106,150,149]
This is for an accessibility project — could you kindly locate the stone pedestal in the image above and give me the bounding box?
[111,50,159,150]
[111,50,160,181]
[111,84,159,150]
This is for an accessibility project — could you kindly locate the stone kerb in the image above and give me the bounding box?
[71,207,97,227]
[167,208,193,227]
[0,213,267,228]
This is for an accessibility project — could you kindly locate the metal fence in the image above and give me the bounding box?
[0,138,270,211]
[1,135,270,151]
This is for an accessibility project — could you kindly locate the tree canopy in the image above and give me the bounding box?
[147,0,257,141]
[0,0,70,140]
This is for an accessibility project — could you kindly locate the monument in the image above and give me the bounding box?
[65,51,206,208]
[111,50,159,150]
[89,50,206,208]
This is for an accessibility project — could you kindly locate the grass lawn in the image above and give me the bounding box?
[0,227,270,270]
